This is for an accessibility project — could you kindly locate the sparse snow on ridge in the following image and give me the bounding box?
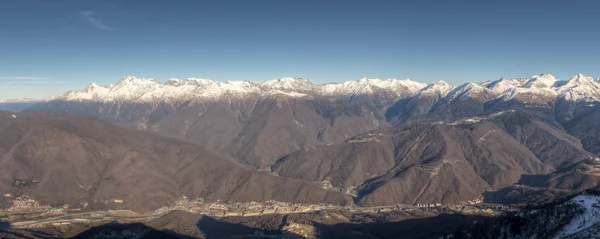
[499,73,600,104]
[501,73,560,103]
[432,110,514,126]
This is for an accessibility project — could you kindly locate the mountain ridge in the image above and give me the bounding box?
[46,76,428,103]
[30,73,600,170]
[43,73,600,105]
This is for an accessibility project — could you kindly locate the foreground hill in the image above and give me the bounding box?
[0,111,351,212]
[273,110,598,206]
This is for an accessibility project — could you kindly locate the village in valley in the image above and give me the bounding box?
[0,193,513,230]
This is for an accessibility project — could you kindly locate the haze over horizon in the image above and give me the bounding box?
[1,0,600,99]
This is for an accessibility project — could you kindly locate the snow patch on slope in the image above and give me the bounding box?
[432,110,514,125]
[554,195,600,238]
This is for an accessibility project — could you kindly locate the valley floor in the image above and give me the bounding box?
[1,199,514,230]
[0,199,517,239]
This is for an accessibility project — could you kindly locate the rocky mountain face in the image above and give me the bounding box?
[31,76,426,169]
[25,73,600,207]
[273,110,597,206]
[0,111,351,212]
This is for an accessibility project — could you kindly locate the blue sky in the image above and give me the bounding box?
[1,0,600,99]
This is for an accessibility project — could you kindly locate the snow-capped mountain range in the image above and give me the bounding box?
[45,73,600,104]
[47,75,428,103]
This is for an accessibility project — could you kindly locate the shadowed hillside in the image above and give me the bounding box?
[0,111,351,212]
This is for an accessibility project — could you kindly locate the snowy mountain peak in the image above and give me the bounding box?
[121,75,136,80]
[357,77,382,83]
[435,80,449,85]
[116,75,161,86]
[352,78,426,92]
[165,78,182,85]
[486,77,528,93]
[397,78,426,85]
[555,73,600,102]
[417,80,454,97]
[262,77,312,90]
[477,80,492,87]
[165,78,215,86]
[426,80,450,89]
[423,80,450,89]
[266,77,310,83]
[446,82,477,95]
[85,82,102,91]
[502,74,561,103]
[445,82,497,101]
[48,81,111,101]
[568,73,596,84]
[523,73,558,88]
[313,77,426,98]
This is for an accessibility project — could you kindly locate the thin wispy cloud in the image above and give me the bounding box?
[78,11,114,31]
[2,76,48,80]
[4,80,66,85]
[1,77,65,85]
